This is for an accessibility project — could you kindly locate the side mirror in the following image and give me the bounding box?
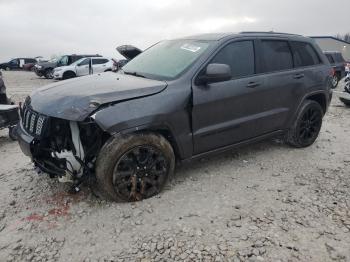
[197,63,232,85]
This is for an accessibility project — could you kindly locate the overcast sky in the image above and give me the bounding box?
[0,0,348,62]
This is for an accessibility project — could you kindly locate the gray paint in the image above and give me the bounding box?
[19,32,332,160]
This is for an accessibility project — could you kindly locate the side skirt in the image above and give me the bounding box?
[182,130,285,163]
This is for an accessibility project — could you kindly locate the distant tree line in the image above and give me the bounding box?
[335,33,350,42]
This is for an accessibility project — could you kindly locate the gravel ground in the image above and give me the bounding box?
[0,71,350,262]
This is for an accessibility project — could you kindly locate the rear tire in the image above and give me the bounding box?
[331,75,339,88]
[95,133,175,202]
[286,100,323,148]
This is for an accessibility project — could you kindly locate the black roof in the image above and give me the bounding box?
[181,31,305,41]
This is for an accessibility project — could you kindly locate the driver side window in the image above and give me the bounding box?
[10,59,18,65]
[79,58,90,66]
[211,41,255,79]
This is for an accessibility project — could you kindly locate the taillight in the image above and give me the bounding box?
[331,68,335,76]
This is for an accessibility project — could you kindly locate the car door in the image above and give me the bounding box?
[254,39,302,132]
[92,58,108,73]
[288,41,325,114]
[75,58,90,76]
[9,59,19,69]
[192,39,269,154]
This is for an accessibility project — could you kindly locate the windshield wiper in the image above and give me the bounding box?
[123,70,146,78]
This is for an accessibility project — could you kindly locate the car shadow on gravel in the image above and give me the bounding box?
[173,138,288,184]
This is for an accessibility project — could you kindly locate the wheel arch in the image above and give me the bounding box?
[286,91,329,130]
[116,124,183,160]
[305,92,327,114]
[63,70,76,77]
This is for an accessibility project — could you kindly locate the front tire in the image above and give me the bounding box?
[95,133,175,202]
[62,71,76,80]
[286,100,323,148]
[44,68,54,79]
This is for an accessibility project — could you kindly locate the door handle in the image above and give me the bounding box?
[246,82,260,88]
[293,73,305,79]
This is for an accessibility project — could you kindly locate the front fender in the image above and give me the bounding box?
[92,89,193,159]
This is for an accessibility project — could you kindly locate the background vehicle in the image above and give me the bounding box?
[0,71,19,140]
[23,62,36,71]
[0,58,37,71]
[53,57,116,80]
[115,45,142,70]
[324,51,346,88]
[34,54,101,79]
[16,32,332,201]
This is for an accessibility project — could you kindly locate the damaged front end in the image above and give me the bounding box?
[19,101,108,191]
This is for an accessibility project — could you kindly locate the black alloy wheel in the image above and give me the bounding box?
[286,100,323,148]
[113,146,168,201]
[296,107,322,145]
[94,133,175,202]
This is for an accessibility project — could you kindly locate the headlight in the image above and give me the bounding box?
[36,65,42,69]
[55,68,62,72]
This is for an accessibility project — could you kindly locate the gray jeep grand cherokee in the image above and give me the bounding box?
[17,32,333,202]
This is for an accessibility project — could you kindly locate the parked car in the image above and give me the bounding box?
[16,32,333,201]
[345,62,350,74]
[53,57,116,80]
[115,45,142,70]
[324,51,346,88]
[0,71,19,140]
[34,54,101,79]
[23,62,36,71]
[0,58,37,71]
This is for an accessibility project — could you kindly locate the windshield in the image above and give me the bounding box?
[122,40,213,80]
[49,58,58,63]
[58,56,69,66]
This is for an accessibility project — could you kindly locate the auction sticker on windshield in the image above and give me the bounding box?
[181,43,201,52]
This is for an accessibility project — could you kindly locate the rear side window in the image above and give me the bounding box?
[92,58,109,65]
[325,54,335,63]
[260,40,293,73]
[211,40,255,79]
[291,42,321,67]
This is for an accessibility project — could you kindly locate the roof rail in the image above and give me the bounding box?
[239,31,301,36]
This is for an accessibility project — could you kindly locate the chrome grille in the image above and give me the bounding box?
[22,106,48,137]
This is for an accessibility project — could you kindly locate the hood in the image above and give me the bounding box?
[116,45,142,60]
[29,72,167,121]
[37,61,57,67]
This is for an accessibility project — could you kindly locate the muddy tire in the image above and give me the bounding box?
[286,100,323,148]
[94,133,175,202]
